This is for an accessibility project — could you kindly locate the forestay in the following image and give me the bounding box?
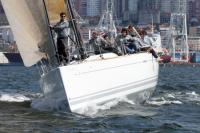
[1,0,57,67]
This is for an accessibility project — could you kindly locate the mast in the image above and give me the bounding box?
[97,0,117,39]
[151,14,154,33]
[64,0,86,59]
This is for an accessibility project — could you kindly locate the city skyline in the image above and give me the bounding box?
[73,0,200,25]
[0,0,200,26]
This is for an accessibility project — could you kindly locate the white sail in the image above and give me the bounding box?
[1,0,55,67]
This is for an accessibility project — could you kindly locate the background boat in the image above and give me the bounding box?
[0,26,23,65]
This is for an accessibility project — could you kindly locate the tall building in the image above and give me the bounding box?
[121,0,129,23]
[128,0,139,23]
[115,0,123,23]
[74,0,87,16]
[74,0,102,17]
[197,0,200,20]
[0,1,8,26]
[160,0,186,24]
[160,0,171,12]
[188,0,200,25]
[188,0,196,18]
[138,0,160,25]
[100,0,107,13]
[86,0,101,16]
[114,0,139,24]
[73,0,82,15]
[160,0,171,23]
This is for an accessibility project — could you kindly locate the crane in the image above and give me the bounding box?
[169,0,189,62]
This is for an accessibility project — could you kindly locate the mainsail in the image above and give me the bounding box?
[1,0,57,67]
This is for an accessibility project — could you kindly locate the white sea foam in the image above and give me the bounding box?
[76,99,120,116]
[186,91,198,96]
[26,93,43,99]
[166,94,176,98]
[0,93,30,102]
[32,95,135,116]
[147,97,182,106]
[76,96,135,116]
[185,91,200,102]
[148,91,200,106]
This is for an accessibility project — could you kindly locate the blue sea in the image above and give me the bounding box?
[0,65,200,133]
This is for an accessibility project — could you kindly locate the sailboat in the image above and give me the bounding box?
[2,0,159,114]
[0,26,23,65]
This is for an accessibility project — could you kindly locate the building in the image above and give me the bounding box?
[0,1,9,26]
[127,0,139,24]
[113,0,123,24]
[86,0,101,17]
[74,0,103,25]
[189,26,200,36]
[74,0,103,16]
[73,0,85,16]
[188,0,200,25]
[138,0,160,25]
[197,0,200,22]
[73,0,200,26]
[160,0,171,12]
[160,0,171,24]
[188,36,200,51]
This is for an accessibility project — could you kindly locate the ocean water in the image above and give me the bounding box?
[0,65,200,133]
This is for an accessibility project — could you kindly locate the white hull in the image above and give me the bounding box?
[40,53,159,113]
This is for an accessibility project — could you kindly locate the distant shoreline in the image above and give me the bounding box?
[159,62,200,67]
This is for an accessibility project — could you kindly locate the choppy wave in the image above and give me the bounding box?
[0,93,30,102]
[0,65,200,132]
[185,91,200,102]
[31,96,136,117]
[147,97,183,106]
[147,91,200,106]
[30,90,200,116]
[0,88,43,103]
[76,97,135,116]
[31,96,70,112]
